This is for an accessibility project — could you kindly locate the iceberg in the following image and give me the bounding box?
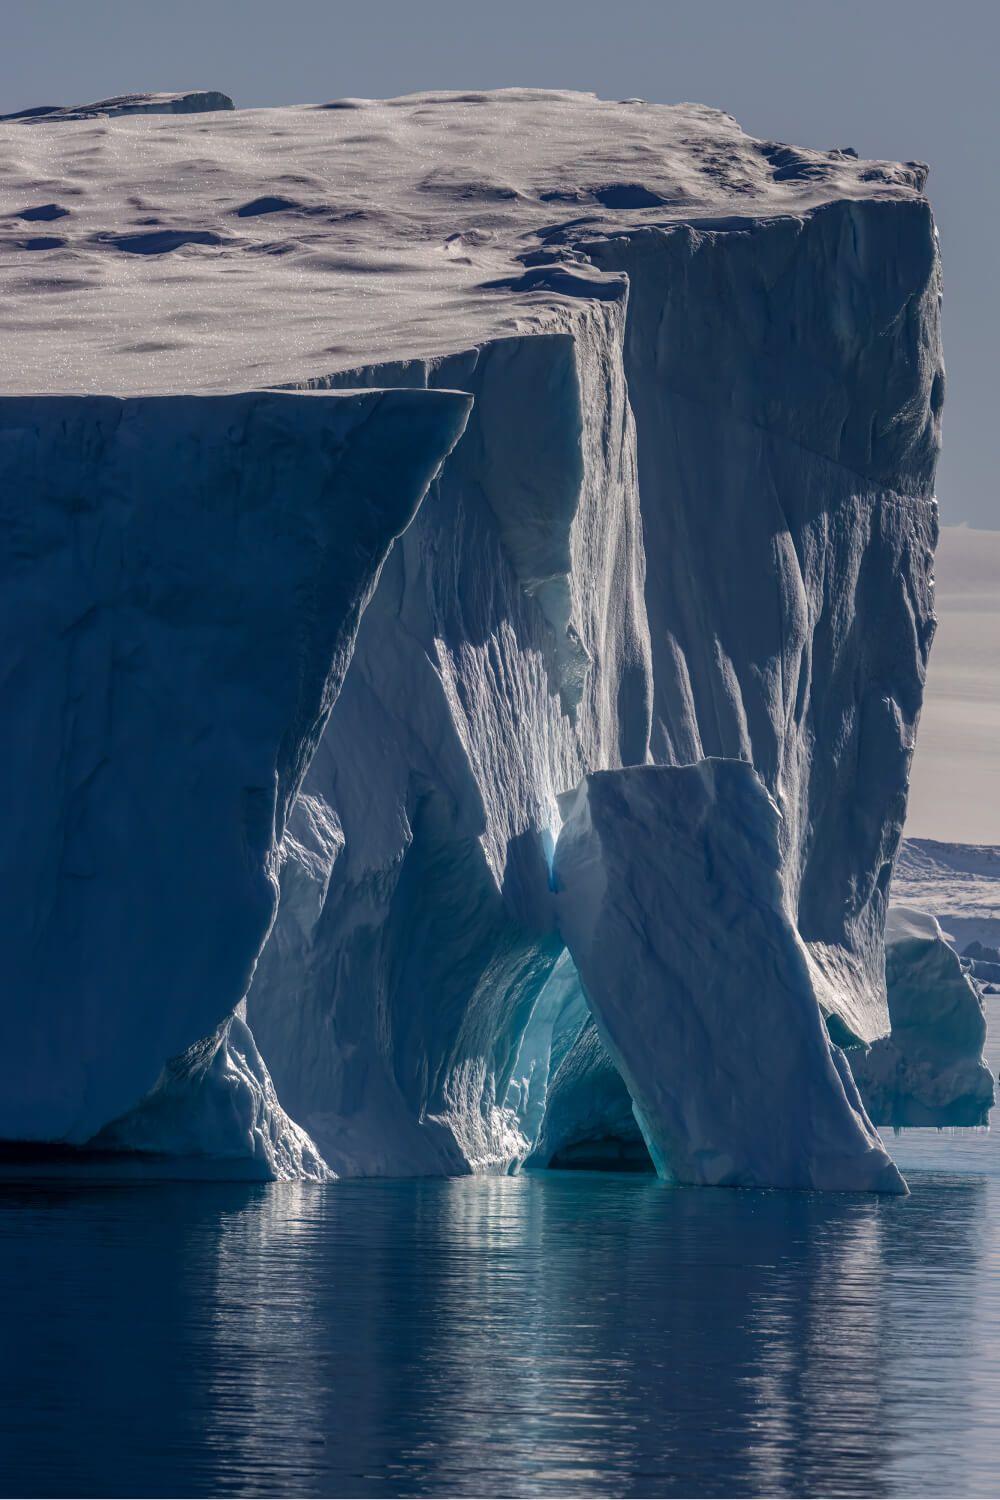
[850,907,995,1128]
[531,899,998,1168]
[962,942,1000,988]
[0,90,946,1184]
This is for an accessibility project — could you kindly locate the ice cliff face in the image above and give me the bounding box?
[584,201,941,1049]
[247,306,652,1177]
[0,90,947,1186]
[0,390,470,1165]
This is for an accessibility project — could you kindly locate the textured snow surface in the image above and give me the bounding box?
[553,762,906,1193]
[0,90,946,1184]
[851,907,994,1128]
[0,89,927,396]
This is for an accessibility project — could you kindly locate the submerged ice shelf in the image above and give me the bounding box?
[0,89,954,1187]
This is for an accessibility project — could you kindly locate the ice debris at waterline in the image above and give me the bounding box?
[0,89,948,1189]
[850,907,995,1129]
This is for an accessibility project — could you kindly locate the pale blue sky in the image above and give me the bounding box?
[3,0,996,526]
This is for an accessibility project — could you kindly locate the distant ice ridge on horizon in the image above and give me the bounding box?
[895,838,1000,951]
[0,89,235,123]
[0,89,951,1188]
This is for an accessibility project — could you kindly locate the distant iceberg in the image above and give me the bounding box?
[851,906,994,1128]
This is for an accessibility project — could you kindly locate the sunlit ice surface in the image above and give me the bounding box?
[1,1002,998,1499]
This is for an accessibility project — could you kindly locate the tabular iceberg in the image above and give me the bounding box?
[0,90,949,1185]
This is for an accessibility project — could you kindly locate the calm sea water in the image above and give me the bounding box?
[3,1008,1000,1498]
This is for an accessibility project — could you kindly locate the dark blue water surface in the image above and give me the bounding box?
[4,1018,1000,1497]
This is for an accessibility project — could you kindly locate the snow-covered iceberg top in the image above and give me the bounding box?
[0,88,928,396]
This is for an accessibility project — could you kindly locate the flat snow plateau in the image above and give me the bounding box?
[0,87,925,394]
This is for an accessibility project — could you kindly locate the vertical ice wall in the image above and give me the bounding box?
[247,288,654,1176]
[584,198,942,1047]
[525,202,944,1175]
[0,389,470,1153]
